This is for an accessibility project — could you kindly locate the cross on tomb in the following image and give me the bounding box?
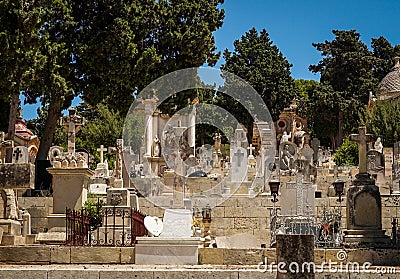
[247,144,256,157]
[350,126,375,173]
[60,108,85,155]
[97,145,107,163]
[286,174,314,216]
[310,138,320,162]
[12,148,22,162]
[234,149,245,167]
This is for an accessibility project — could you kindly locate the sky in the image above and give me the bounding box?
[22,0,400,120]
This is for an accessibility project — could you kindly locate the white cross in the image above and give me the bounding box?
[97,145,107,163]
[247,144,256,157]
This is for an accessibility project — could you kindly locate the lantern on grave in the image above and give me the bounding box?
[202,204,212,222]
[269,180,280,203]
[332,179,345,202]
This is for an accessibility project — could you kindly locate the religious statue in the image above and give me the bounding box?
[213,132,222,154]
[374,137,383,153]
[152,136,161,157]
[281,131,292,143]
[281,144,295,171]
[292,119,308,149]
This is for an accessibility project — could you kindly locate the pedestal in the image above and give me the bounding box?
[135,237,200,264]
[344,172,391,247]
[46,167,94,229]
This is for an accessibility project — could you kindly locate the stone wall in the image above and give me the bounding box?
[139,193,399,247]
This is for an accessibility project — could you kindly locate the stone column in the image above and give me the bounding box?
[188,106,196,148]
[276,235,314,279]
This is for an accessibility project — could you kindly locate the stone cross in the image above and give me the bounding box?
[350,126,375,173]
[233,149,245,167]
[60,108,85,155]
[284,174,314,216]
[0,132,14,163]
[310,138,320,162]
[247,144,255,157]
[97,145,107,163]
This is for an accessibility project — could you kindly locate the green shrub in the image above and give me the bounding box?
[333,139,358,166]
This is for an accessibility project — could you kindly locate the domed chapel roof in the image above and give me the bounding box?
[377,57,400,100]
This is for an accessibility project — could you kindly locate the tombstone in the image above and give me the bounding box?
[0,162,34,244]
[310,138,320,163]
[344,126,391,247]
[144,216,163,237]
[11,146,28,164]
[97,145,107,164]
[89,184,108,195]
[231,146,247,182]
[367,149,384,173]
[384,147,393,178]
[215,233,259,249]
[281,174,315,216]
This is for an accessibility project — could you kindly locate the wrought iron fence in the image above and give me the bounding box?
[270,206,343,248]
[66,206,147,246]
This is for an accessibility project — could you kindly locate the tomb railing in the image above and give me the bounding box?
[270,207,343,248]
[66,206,147,246]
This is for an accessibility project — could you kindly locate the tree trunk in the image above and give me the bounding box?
[36,100,62,161]
[6,92,20,162]
[337,110,344,149]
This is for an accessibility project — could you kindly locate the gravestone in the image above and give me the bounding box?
[231,146,247,182]
[310,137,320,163]
[0,161,35,245]
[12,146,28,164]
[384,147,393,178]
[281,174,315,216]
[144,216,163,237]
[367,149,384,173]
[344,126,391,247]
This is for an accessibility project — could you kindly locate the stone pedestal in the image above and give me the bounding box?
[135,208,199,264]
[46,167,94,229]
[135,237,200,265]
[276,235,314,279]
[344,172,391,247]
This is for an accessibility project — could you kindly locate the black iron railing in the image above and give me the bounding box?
[66,206,147,246]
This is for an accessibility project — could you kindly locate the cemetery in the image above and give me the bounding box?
[0,60,399,278]
[1,1,400,276]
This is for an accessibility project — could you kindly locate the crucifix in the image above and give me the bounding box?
[60,108,85,155]
[234,149,245,167]
[0,132,14,163]
[350,126,375,173]
[97,145,107,164]
[247,144,256,157]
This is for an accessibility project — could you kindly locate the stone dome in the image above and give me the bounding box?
[377,57,400,100]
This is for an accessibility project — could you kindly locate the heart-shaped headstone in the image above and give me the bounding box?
[144,216,163,237]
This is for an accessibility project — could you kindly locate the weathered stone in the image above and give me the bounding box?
[0,246,50,263]
[276,235,314,279]
[0,163,34,189]
[223,248,264,265]
[50,246,71,264]
[71,247,120,264]
[99,270,153,279]
[198,248,224,264]
[48,270,99,279]
[120,247,135,264]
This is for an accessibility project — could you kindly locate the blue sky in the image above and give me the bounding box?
[22,0,400,120]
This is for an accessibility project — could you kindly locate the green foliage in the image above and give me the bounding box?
[77,103,124,169]
[295,79,319,99]
[220,28,297,123]
[362,100,400,147]
[83,199,105,230]
[307,30,400,148]
[333,139,358,166]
